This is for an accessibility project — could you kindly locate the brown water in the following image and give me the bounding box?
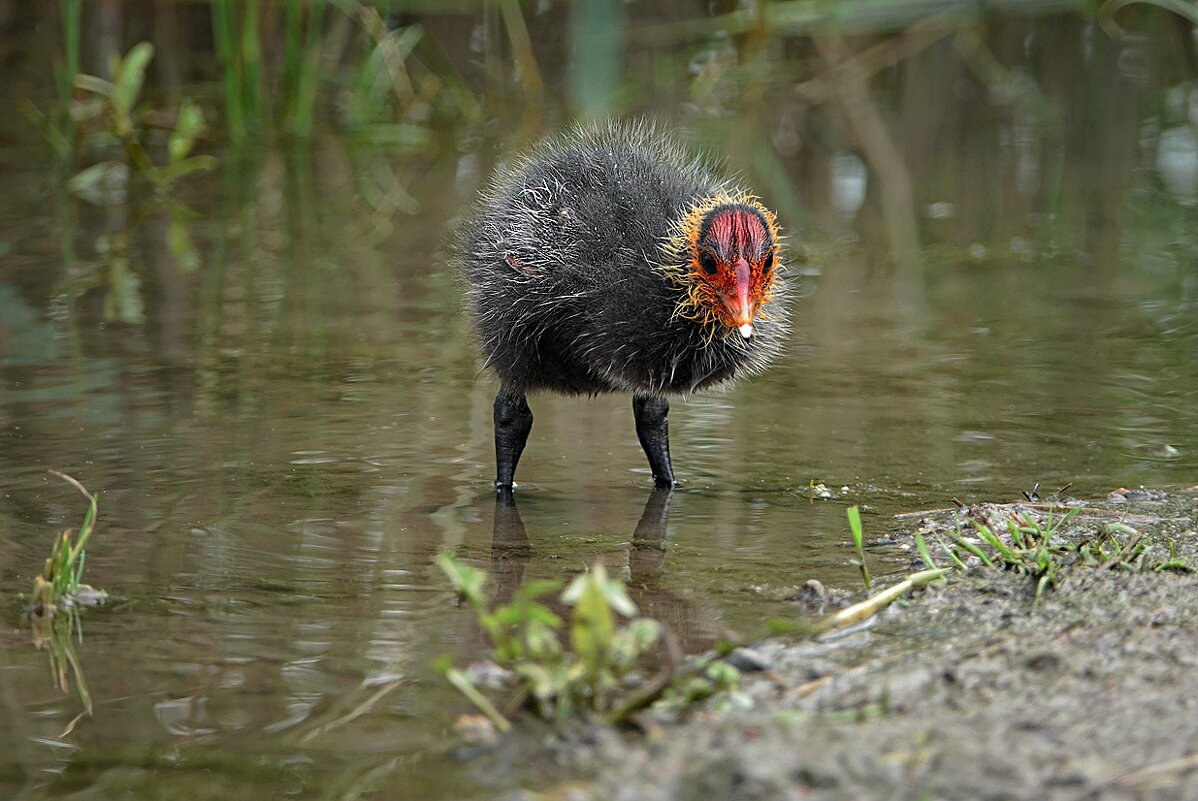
[3,7,1198,799]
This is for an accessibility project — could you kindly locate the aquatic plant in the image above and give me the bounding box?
[28,471,107,719]
[30,471,107,617]
[436,554,668,729]
[57,41,213,324]
[70,42,216,198]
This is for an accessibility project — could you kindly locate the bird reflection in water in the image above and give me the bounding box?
[488,488,711,651]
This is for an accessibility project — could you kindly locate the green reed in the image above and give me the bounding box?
[847,505,873,590]
[56,0,82,157]
[283,0,328,138]
[211,0,264,140]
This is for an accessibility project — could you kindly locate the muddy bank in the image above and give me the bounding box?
[470,490,1198,801]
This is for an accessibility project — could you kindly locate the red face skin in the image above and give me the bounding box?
[692,205,778,339]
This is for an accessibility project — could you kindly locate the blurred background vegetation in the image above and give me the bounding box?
[3,0,1197,264]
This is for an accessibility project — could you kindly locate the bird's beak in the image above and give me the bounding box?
[724,257,756,339]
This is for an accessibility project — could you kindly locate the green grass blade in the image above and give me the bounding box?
[913,530,940,571]
[239,0,263,127]
[970,520,1017,563]
[949,531,994,567]
[290,0,327,138]
[934,533,969,570]
[57,0,82,157]
[846,506,872,590]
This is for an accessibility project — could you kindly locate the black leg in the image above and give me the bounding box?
[633,394,675,489]
[494,389,533,492]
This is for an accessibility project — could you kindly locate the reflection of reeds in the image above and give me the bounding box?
[31,606,94,717]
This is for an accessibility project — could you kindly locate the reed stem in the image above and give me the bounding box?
[212,0,245,140]
[58,0,82,157]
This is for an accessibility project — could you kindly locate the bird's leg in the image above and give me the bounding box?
[494,389,533,493]
[633,394,675,489]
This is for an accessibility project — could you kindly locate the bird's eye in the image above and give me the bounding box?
[761,251,774,274]
[698,251,718,274]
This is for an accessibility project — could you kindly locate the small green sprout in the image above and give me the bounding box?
[847,506,872,590]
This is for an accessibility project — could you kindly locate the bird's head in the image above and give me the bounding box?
[666,195,781,339]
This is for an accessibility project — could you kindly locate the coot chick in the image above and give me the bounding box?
[461,122,788,491]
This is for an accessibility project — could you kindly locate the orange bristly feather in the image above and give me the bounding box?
[658,193,782,335]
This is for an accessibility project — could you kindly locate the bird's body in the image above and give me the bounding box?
[461,122,788,491]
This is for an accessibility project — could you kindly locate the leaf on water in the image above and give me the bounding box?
[70,585,108,608]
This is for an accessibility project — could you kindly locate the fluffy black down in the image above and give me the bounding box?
[460,121,788,397]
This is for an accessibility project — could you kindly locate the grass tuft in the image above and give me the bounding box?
[923,502,1194,599]
[28,471,108,718]
[31,471,107,616]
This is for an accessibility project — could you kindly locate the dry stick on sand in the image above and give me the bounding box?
[814,568,950,634]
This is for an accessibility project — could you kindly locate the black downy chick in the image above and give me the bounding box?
[461,121,789,492]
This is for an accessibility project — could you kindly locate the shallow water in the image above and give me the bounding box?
[3,7,1198,799]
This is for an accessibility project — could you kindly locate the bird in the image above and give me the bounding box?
[460,121,788,493]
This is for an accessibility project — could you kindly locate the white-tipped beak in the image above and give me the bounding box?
[738,323,753,339]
